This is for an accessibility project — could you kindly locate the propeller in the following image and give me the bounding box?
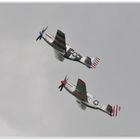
[58,75,68,92]
[36,26,48,41]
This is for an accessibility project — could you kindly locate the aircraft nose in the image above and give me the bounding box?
[61,80,67,85]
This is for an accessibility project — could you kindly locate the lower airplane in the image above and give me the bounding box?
[58,76,120,117]
[36,27,100,69]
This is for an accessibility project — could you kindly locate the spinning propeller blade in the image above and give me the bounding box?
[58,75,68,92]
[36,26,48,41]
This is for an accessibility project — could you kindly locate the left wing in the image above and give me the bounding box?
[76,79,87,96]
[54,50,65,62]
[74,79,87,101]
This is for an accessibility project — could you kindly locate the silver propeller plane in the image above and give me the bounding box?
[36,27,100,69]
[58,76,121,117]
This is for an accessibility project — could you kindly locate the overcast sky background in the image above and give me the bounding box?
[0,3,140,137]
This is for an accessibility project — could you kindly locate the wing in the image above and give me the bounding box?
[54,50,65,62]
[52,30,66,53]
[76,100,86,110]
[76,79,87,96]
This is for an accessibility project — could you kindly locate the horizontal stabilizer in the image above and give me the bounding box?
[54,50,65,62]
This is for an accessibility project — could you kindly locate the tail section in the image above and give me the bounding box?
[106,104,121,117]
[81,56,100,69]
[91,57,100,69]
[112,104,121,117]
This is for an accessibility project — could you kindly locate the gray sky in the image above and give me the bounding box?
[0,3,140,137]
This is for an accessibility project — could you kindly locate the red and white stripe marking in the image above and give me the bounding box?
[92,57,100,69]
[112,104,121,117]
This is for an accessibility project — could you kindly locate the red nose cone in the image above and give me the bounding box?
[61,80,67,85]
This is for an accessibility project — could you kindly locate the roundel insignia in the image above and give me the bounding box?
[93,100,99,105]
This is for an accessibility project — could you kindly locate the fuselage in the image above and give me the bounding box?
[42,33,92,68]
[64,80,108,112]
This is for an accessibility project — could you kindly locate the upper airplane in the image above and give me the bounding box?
[58,76,121,117]
[36,27,100,69]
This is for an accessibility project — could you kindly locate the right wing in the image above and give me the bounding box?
[52,30,66,54]
[76,100,86,110]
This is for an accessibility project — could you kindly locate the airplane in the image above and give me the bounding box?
[36,27,100,69]
[58,76,121,117]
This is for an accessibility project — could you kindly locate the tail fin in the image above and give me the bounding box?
[112,104,121,117]
[106,104,121,117]
[91,57,100,69]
